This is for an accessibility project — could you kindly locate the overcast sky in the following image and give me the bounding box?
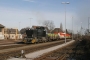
[0,0,90,33]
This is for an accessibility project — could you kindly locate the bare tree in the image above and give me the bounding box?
[67,29,72,34]
[42,20,55,32]
[43,20,50,28]
[84,29,89,35]
[49,20,55,32]
[20,27,30,34]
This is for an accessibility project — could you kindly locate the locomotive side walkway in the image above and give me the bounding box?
[8,40,75,60]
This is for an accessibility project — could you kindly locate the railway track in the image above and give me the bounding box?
[0,40,18,45]
[0,40,71,50]
[0,44,22,47]
[33,40,77,60]
[0,40,26,50]
[0,44,25,50]
[0,40,70,60]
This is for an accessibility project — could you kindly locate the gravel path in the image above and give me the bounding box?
[7,40,73,60]
[34,40,76,60]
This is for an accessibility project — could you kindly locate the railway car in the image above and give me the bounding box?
[47,33,59,41]
[55,32,71,39]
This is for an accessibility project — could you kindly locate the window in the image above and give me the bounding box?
[0,28,2,32]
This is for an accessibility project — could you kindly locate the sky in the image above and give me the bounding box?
[0,0,90,33]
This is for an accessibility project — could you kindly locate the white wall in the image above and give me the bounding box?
[17,34,22,39]
[0,32,2,35]
[0,35,4,39]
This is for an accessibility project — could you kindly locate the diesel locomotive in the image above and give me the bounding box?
[22,26,71,44]
[23,27,47,43]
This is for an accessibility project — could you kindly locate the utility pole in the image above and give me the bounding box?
[15,28,17,40]
[58,24,61,33]
[88,17,90,33]
[81,22,82,37]
[61,2,70,43]
[77,31,78,38]
[72,17,73,40]
[77,26,78,39]
[19,22,21,39]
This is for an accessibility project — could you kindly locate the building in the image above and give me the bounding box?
[0,24,5,39]
[0,24,22,40]
[52,28,63,33]
[4,28,22,39]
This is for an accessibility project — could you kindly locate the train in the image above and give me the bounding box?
[22,26,71,44]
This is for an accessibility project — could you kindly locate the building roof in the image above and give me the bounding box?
[0,24,5,28]
[4,28,19,34]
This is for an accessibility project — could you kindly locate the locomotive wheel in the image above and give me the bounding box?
[23,39,27,44]
[44,40,47,43]
[37,41,39,43]
[31,39,36,44]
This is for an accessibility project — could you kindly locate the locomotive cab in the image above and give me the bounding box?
[23,29,36,43]
[23,27,47,43]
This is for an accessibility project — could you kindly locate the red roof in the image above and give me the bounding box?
[54,32,71,36]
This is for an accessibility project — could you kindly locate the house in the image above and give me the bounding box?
[4,28,22,39]
[52,28,63,33]
[0,24,5,39]
[0,24,22,40]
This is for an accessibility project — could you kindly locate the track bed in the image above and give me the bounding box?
[33,40,77,60]
[0,40,70,60]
